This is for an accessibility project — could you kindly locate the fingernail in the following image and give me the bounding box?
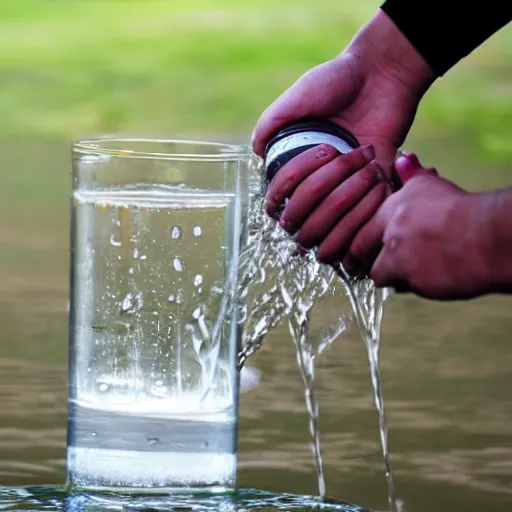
[406,152,422,169]
[295,245,308,256]
[317,144,334,158]
[279,215,295,233]
[367,159,385,181]
[362,144,375,162]
[395,154,415,173]
[398,152,422,170]
[376,169,387,182]
[344,255,359,276]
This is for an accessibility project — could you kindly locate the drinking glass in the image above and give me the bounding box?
[67,139,250,493]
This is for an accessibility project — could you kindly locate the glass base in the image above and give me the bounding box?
[67,446,236,494]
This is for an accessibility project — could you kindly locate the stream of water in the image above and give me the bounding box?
[238,171,398,511]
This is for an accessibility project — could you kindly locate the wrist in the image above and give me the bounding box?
[347,9,437,98]
[477,189,512,294]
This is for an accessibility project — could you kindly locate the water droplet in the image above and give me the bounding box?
[133,248,139,259]
[168,295,175,302]
[120,293,134,312]
[173,257,183,272]
[193,226,202,237]
[114,220,121,227]
[110,235,121,247]
[140,254,147,261]
[192,307,201,320]
[129,267,134,274]
[99,383,109,392]
[119,291,143,314]
[171,226,182,239]
[194,274,203,286]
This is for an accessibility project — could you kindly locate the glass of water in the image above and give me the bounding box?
[67,139,250,493]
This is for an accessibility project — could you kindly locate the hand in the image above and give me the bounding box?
[267,143,393,258]
[348,153,494,300]
[252,10,436,173]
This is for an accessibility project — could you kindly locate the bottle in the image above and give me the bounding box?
[263,118,360,188]
[263,118,402,191]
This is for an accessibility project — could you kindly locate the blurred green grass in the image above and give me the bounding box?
[0,0,510,163]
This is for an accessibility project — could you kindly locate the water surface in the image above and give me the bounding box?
[0,136,511,512]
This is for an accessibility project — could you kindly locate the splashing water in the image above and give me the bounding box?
[238,166,398,510]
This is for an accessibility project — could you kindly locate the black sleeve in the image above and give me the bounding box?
[380,0,512,76]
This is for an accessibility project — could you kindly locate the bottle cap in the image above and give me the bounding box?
[264,118,360,185]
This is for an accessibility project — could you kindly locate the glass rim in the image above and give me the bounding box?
[72,137,250,162]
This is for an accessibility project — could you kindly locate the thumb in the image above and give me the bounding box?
[394,152,439,184]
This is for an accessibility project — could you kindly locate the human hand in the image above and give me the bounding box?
[348,153,494,300]
[252,10,436,173]
[266,143,393,259]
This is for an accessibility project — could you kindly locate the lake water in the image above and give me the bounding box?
[0,136,511,512]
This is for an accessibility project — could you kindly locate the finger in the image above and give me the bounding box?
[265,144,339,218]
[348,197,395,263]
[394,152,439,184]
[342,243,381,278]
[314,181,388,263]
[370,243,407,288]
[279,145,376,234]
[295,161,385,250]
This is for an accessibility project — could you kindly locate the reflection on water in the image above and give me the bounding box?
[0,137,512,512]
[0,486,371,512]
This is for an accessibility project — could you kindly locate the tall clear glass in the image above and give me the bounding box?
[67,139,250,493]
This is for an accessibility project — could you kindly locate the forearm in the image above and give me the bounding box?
[381,0,512,76]
[480,187,512,294]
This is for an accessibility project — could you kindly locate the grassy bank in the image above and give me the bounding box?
[0,0,510,164]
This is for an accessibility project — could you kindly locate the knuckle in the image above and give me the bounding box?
[310,182,327,196]
[393,203,411,226]
[382,231,401,249]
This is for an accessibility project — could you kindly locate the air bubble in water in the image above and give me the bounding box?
[171,226,182,239]
[110,235,121,247]
[120,293,134,312]
[173,257,183,272]
[119,291,143,314]
[194,274,203,286]
[193,226,202,237]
